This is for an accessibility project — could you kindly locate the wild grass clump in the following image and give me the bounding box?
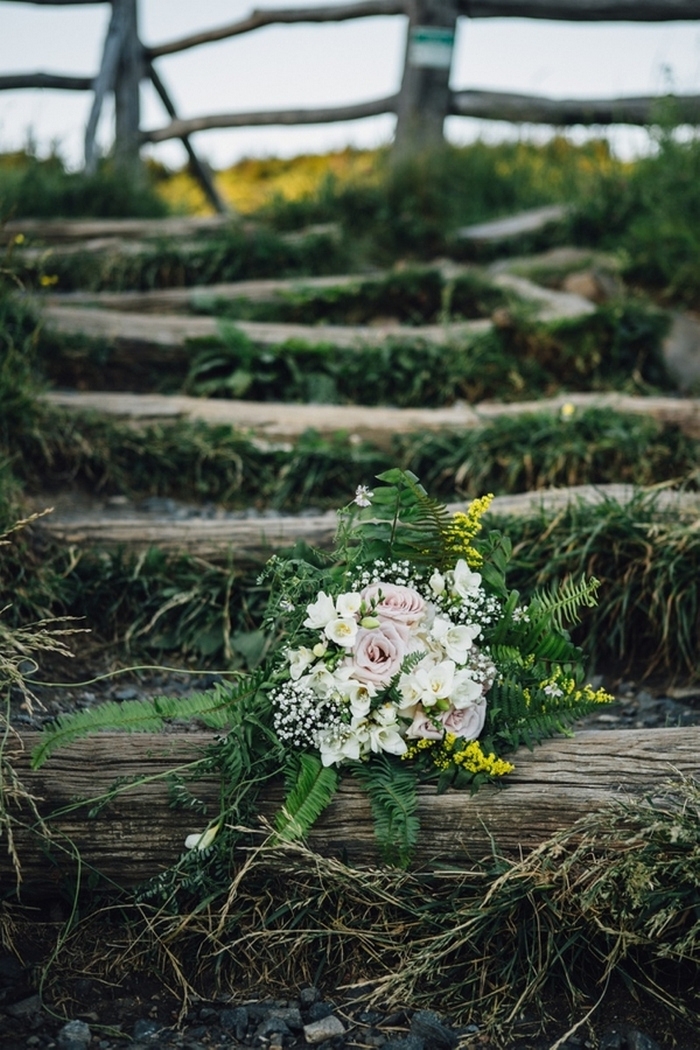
[571,128,700,308]
[260,139,618,260]
[24,776,700,1044]
[402,408,699,497]
[23,226,350,293]
[499,491,700,677]
[0,150,169,220]
[49,302,667,407]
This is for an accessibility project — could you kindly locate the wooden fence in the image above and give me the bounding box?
[3,0,700,211]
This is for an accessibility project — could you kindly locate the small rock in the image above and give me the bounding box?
[57,1019,91,1050]
[662,311,700,393]
[299,987,320,1008]
[219,1005,249,1039]
[5,994,43,1021]
[409,1009,458,1049]
[132,1017,164,1041]
[384,1035,425,1050]
[255,1016,291,1040]
[306,1001,334,1022]
[303,1013,346,1044]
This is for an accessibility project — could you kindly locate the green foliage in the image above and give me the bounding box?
[0,150,168,219]
[401,407,695,497]
[275,752,339,842]
[31,681,237,768]
[22,226,349,294]
[196,268,507,326]
[262,139,612,260]
[350,753,419,868]
[570,129,700,307]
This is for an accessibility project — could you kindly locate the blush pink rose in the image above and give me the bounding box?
[441,700,486,741]
[361,583,425,627]
[405,707,443,740]
[352,621,409,685]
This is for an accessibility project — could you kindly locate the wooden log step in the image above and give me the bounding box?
[41,274,378,314]
[2,214,230,246]
[42,390,700,443]
[39,270,595,324]
[41,303,492,352]
[456,204,568,244]
[34,486,700,559]
[4,726,698,892]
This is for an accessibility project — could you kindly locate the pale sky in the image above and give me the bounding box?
[1,0,699,170]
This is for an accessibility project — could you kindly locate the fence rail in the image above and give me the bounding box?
[2,0,700,211]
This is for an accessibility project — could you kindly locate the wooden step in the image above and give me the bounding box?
[41,303,492,353]
[456,204,568,244]
[5,726,698,889]
[34,486,700,560]
[39,268,595,325]
[42,390,700,444]
[40,274,379,314]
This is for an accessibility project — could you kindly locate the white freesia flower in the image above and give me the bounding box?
[317,724,366,766]
[429,569,446,596]
[369,705,407,755]
[336,591,362,618]
[333,673,376,718]
[430,617,481,663]
[406,659,456,708]
[304,591,336,629]
[298,662,337,697]
[449,559,482,600]
[287,645,316,681]
[184,824,219,851]
[324,616,359,647]
[451,669,484,709]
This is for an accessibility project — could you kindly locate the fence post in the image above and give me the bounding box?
[394,0,458,156]
[113,0,142,172]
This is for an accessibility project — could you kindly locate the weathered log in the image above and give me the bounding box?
[2,215,229,245]
[451,88,700,127]
[41,274,381,313]
[33,486,700,559]
[40,303,491,352]
[141,95,401,144]
[3,727,698,894]
[147,1,407,59]
[456,204,568,243]
[0,73,94,91]
[41,389,700,443]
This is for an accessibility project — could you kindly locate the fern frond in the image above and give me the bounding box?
[31,678,250,769]
[527,575,600,636]
[351,753,419,868]
[274,753,339,842]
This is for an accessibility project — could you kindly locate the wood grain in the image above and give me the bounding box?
[3,727,698,893]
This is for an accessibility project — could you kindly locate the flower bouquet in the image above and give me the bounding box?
[33,470,611,869]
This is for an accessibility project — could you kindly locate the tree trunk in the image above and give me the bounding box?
[113,0,142,173]
[3,727,699,895]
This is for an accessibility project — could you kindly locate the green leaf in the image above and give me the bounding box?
[274,753,339,842]
[351,754,419,868]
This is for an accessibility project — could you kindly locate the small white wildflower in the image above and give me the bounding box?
[354,484,374,508]
[185,825,219,851]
